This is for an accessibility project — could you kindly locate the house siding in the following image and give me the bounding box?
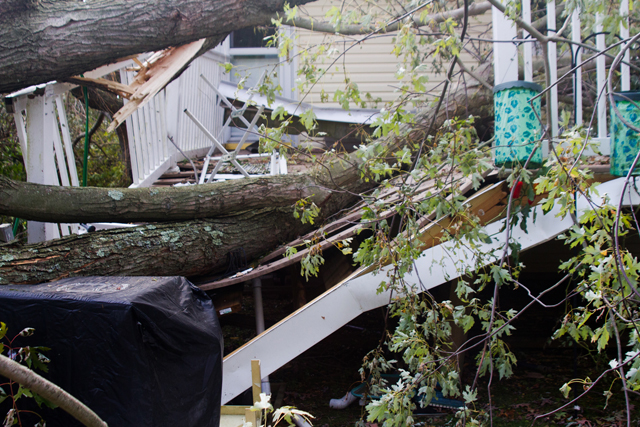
[295,0,492,108]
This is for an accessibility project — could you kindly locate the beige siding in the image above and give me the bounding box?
[294,0,492,108]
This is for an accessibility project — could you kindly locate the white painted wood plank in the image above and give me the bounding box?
[164,78,180,150]
[158,90,169,163]
[12,97,28,158]
[55,96,79,186]
[25,95,60,242]
[129,109,143,184]
[120,69,142,186]
[51,112,70,187]
[134,108,149,182]
[147,100,160,168]
[143,105,155,178]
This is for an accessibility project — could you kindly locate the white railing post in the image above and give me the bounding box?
[24,91,60,242]
[491,0,518,85]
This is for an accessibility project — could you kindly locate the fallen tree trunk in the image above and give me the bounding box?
[0,64,494,284]
[0,0,315,94]
[0,210,312,285]
[0,154,377,285]
[0,173,345,223]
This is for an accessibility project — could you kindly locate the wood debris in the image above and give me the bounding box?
[74,39,208,133]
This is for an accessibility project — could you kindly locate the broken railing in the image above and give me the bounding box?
[5,49,228,242]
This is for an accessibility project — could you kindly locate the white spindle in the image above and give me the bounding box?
[547,0,559,137]
[158,91,168,161]
[12,98,28,157]
[522,0,533,82]
[164,78,180,150]
[135,108,149,180]
[120,69,142,185]
[130,109,143,183]
[596,15,607,139]
[620,0,631,91]
[147,100,159,168]
[572,8,583,126]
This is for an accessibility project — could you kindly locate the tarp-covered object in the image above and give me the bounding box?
[0,276,223,427]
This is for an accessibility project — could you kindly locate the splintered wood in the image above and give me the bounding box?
[107,39,206,132]
[65,39,206,133]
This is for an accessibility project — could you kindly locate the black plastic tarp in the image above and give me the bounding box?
[0,276,223,427]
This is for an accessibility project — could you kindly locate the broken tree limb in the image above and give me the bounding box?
[0,0,317,94]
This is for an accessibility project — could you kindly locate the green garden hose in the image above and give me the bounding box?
[12,217,19,237]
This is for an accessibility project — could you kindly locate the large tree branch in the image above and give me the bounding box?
[0,169,349,223]
[0,0,317,94]
[284,1,491,35]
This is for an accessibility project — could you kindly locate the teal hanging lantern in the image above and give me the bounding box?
[610,91,640,177]
[493,81,543,169]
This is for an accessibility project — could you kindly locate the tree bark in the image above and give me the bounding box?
[0,162,363,223]
[0,210,314,285]
[0,0,316,94]
[0,64,493,284]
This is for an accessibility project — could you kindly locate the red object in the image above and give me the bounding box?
[512,181,523,198]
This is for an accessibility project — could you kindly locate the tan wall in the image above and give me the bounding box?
[294,0,492,108]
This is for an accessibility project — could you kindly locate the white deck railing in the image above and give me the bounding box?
[122,49,229,188]
[492,0,632,155]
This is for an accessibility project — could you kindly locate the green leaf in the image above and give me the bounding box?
[462,386,477,403]
[560,383,571,399]
[300,109,317,132]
